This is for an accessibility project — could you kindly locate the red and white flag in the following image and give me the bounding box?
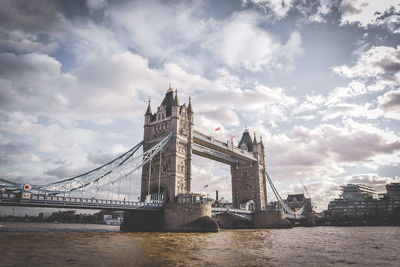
[215,127,221,131]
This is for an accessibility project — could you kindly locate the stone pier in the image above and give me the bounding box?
[253,210,292,228]
[164,203,218,232]
[120,202,218,232]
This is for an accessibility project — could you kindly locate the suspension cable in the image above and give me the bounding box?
[118,179,121,201]
[148,158,152,199]
[266,172,297,215]
[128,174,132,202]
[106,181,110,201]
[158,150,162,201]
[111,182,114,201]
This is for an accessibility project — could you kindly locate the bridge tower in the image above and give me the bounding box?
[141,86,194,203]
[231,130,267,212]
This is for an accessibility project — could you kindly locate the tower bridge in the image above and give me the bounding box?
[0,86,305,231]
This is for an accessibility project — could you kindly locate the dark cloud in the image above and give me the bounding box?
[0,0,64,34]
[374,49,400,74]
[339,0,367,16]
[377,60,400,73]
[323,129,400,162]
[0,142,29,164]
[379,90,400,111]
[43,161,90,179]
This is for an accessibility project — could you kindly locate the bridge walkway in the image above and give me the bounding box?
[193,130,257,164]
[0,192,162,211]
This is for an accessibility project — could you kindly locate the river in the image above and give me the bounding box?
[0,223,399,266]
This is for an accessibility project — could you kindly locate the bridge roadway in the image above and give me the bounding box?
[192,130,257,165]
[0,192,254,221]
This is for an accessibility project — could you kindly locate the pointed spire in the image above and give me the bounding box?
[145,99,152,116]
[188,96,193,113]
[167,83,173,94]
[253,132,257,144]
[173,89,180,106]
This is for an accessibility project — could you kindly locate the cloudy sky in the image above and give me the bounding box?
[0,0,399,211]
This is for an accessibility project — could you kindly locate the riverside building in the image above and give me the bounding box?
[328,183,400,219]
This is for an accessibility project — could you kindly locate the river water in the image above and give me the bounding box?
[0,223,399,266]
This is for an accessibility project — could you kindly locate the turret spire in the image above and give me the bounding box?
[253,132,257,144]
[188,96,193,113]
[174,89,180,106]
[145,99,152,116]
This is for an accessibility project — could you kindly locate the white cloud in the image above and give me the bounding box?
[204,12,303,72]
[322,102,381,121]
[339,0,400,30]
[109,2,303,74]
[332,45,400,84]
[327,81,366,104]
[109,1,208,61]
[263,122,400,184]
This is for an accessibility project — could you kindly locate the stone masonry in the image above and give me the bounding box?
[141,86,194,204]
[231,130,267,211]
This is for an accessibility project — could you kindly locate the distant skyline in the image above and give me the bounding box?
[0,0,399,211]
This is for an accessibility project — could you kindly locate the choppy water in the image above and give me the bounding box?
[0,223,399,266]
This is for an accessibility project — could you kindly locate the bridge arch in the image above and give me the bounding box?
[240,199,255,211]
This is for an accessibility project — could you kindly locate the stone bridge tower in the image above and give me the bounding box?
[141,86,193,203]
[231,130,267,212]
